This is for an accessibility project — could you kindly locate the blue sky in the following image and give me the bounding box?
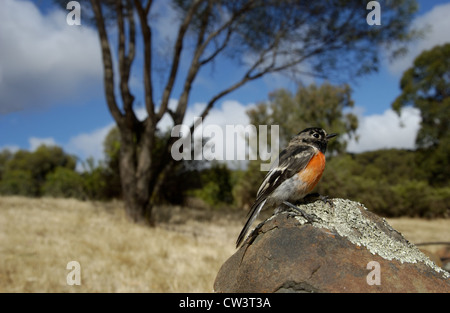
[1,0,450,166]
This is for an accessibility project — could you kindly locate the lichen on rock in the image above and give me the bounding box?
[292,199,449,278]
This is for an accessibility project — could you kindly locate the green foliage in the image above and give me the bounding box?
[101,127,123,199]
[393,43,450,148]
[0,169,37,196]
[247,82,358,154]
[104,127,121,172]
[318,149,449,217]
[0,149,13,181]
[234,149,449,217]
[232,160,266,209]
[43,167,85,199]
[392,43,450,187]
[1,145,77,196]
[0,144,121,201]
[414,137,450,187]
[0,144,447,216]
[194,181,221,207]
[192,162,233,208]
[79,157,118,200]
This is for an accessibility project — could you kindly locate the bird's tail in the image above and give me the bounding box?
[236,198,267,248]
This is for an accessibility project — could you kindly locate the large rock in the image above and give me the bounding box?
[214,199,450,293]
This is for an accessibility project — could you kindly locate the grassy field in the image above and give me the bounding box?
[0,196,448,292]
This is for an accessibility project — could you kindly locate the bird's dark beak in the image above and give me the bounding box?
[326,133,338,140]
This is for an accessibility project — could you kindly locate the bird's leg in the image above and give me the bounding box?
[282,201,318,223]
[303,192,334,207]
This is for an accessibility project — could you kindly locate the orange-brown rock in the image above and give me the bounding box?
[214,199,450,293]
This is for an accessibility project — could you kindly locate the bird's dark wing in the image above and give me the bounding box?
[256,145,315,199]
[236,145,315,247]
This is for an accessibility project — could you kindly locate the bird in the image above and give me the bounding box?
[236,127,337,248]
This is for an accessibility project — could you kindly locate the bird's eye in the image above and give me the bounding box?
[313,133,320,139]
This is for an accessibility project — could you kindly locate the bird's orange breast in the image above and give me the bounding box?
[297,151,326,193]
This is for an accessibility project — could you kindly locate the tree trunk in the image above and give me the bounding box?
[118,123,173,226]
[118,127,150,224]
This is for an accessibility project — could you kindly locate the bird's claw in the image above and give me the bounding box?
[304,192,334,208]
[282,201,319,223]
[318,195,334,207]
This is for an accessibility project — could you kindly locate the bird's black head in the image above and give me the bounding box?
[295,127,338,153]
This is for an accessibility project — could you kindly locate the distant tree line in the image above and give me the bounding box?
[0,141,448,218]
[0,145,120,200]
[318,149,449,217]
[234,148,450,218]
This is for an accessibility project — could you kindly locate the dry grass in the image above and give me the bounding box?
[0,196,241,292]
[0,196,448,292]
[386,217,450,254]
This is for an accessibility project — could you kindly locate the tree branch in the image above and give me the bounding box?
[173,0,213,124]
[126,0,136,75]
[173,0,256,125]
[199,27,233,66]
[156,0,204,122]
[134,0,155,126]
[90,0,124,126]
[188,66,264,134]
[188,31,318,134]
[118,0,136,123]
[144,0,152,15]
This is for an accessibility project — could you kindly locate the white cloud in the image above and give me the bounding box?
[1,137,57,154]
[187,100,251,128]
[0,145,20,153]
[64,100,258,169]
[135,98,252,133]
[64,99,180,164]
[387,3,450,76]
[150,1,182,46]
[0,0,102,114]
[134,98,179,132]
[186,100,255,163]
[347,107,421,153]
[29,137,57,151]
[65,123,115,161]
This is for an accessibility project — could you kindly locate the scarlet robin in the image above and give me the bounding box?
[236,127,337,248]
